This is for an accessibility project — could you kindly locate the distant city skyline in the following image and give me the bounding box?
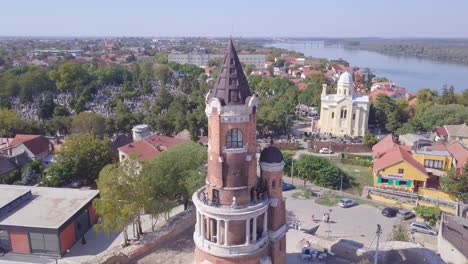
[1,0,468,38]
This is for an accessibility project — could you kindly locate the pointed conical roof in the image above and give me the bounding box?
[208,39,252,105]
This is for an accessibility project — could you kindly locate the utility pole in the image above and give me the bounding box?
[291,159,294,185]
[374,224,382,264]
[340,173,343,197]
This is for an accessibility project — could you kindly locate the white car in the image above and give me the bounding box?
[319,148,334,154]
[409,222,438,235]
[338,198,355,208]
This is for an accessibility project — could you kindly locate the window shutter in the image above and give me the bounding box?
[395,180,400,185]
[377,178,382,183]
[388,179,393,185]
[406,181,412,187]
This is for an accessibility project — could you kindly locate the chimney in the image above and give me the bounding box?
[322,84,327,96]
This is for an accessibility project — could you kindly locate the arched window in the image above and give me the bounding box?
[344,109,347,118]
[226,128,243,148]
[331,112,335,118]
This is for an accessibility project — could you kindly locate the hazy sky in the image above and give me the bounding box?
[1,0,468,37]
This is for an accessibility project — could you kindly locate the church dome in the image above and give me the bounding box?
[338,71,353,84]
[260,146,284,163]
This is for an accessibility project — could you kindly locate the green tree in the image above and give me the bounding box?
[440,165,468,202]
[416,88,438,105]
[153,64,171,85]
[155,51,168,64]
[0,108,20,137]
[71,112,107,137]
[141,142,207,210]
[37,93,56,120]
[363,133,378,146]
[295,154,350,189]
[44,134,112,186]
[49,62,91,96]
[439,85,457,105]
[414,205,441,226]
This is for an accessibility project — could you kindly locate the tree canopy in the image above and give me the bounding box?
[43,133,112,186]
[140,141,207,210]
[294,154,350,189]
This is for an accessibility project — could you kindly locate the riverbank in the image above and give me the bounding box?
[266,42,468,92]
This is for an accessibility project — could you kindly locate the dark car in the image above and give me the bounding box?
[282,182,296,191]
[382,207,399,217]
[397,209,415,220]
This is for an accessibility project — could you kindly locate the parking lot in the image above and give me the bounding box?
[283,188,439,256]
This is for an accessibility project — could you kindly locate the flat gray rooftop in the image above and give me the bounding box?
[0,188,30,209]
[0,184,99,229]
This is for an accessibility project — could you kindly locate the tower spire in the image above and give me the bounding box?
[208,39,252,105]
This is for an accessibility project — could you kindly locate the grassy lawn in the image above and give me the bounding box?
[334,160,373,196]
[315,193,381,208]
[315,194,341,206]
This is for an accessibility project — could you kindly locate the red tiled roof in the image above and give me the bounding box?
[372,135,396,158]
[118,134,188,162]
[373,145,427,177]
[9,134,51,156]
[426,143,447,151]
[446,141,468,170]
[434,127,448,137]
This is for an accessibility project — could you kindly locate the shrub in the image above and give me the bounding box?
[414,205,441,226]
[388,221,411,242]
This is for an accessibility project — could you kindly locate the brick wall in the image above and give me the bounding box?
[88,205,98,225]
[60,222,76,255]
[227,219,246,246]
[9,231,30,254]
[195,245,268,264]
[310,141,371,153]
[269,236,286,264]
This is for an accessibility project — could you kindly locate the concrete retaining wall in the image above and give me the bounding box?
[89,209,196,264]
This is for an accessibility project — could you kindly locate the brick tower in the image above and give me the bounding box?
[192,40,287,264]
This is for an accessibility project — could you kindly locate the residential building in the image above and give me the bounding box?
[319,72,370,137]
[0,135,54,167]
[372,135,466,193]
[193,40,287,264]
[0,185,99,256]
[118,134,188,164]
[27,49,84,58]
[398,133,432,147]
[444,124,468,144]
[168,52,266,69]
[0,156,16,178]
[438,213,468,264]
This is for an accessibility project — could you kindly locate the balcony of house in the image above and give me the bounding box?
[193,209,269,258]
[192,186,269,218]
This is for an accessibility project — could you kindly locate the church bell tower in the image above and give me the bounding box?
[192,40,287,264]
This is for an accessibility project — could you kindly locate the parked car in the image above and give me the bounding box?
[382,207,399,217]
[282,182,296,191]
[397,209,415,220]
[338,198,355,208]
[319,148,334,154]
[409,222,438,235]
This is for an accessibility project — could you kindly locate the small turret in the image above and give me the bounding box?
[322,83,327,96]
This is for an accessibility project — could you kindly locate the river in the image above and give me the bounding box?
[266,41,468,93]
